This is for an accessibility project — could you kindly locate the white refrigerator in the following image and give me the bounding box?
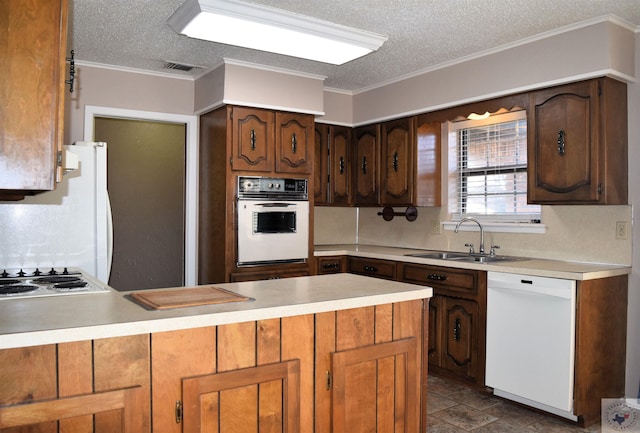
[0,142,112,282]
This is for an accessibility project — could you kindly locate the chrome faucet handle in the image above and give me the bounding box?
[490,245,500,257]
[464,243,475,254]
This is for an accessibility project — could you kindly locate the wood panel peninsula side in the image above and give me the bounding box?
[0,274,432,433]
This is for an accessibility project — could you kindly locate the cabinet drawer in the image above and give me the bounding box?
[316,256,345,274]
[399,263,481,298]
[347,257,396,280]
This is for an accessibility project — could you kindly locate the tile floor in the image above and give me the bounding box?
[427,375,602,432]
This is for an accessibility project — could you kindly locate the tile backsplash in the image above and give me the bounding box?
[314,205,633,266]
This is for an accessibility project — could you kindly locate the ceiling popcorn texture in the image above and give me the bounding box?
[69,0,640,92]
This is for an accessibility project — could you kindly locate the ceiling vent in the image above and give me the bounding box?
[163,61,203,71]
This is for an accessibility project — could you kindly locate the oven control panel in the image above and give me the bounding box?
[237,176,307,199]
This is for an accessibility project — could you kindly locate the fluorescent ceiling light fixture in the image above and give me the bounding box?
[167,0,388,65]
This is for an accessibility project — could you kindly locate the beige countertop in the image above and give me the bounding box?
[0,273,432,350]
[315,244,631,280]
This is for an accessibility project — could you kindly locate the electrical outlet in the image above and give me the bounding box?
[616,221,628,240]
[430,220,441,235]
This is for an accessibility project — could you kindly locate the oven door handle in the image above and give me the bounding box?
[254,203,295,208]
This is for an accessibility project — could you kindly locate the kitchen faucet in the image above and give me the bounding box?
[454,217,485,255]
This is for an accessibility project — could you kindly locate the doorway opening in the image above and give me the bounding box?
[84,106,198,289]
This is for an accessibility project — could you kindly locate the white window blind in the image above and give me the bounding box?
[448,111,541,222]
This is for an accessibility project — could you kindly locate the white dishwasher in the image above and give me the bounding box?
[486,271,577,421]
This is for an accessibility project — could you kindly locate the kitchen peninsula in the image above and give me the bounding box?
[0,273,432,433]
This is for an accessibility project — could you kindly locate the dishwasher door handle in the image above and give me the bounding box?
[488,283,573,299]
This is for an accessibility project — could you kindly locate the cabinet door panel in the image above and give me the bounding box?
[275,112,313,173]
[331,338,419,433]
[353,125,379,205]
[182,360,300,433]
[330,126,352,205]
[1,0,67,195]
[381,118,415,205]
[441,298,479,381]
[528,80,600,203]
[231,107,274,172]
[532,87,595,196]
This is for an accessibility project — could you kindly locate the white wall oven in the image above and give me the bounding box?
[236,176,309,266]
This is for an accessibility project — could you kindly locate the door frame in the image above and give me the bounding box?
[84,105,198,287]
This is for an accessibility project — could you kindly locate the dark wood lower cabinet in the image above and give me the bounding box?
[398,262,486,387]
[439,296,481,381]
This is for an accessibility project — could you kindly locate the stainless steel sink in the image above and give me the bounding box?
[449,255,522,263]
[405,251,470,260]
[405,251,524,263]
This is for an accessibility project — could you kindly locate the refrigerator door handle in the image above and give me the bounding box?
[106,192,113,281]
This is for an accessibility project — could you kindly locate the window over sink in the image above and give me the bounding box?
[446,110,542,232]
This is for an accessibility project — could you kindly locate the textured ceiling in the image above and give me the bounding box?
[69,0,640,92]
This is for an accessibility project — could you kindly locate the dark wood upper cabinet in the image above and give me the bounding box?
[527,77,627,204]
[314,124,351,205]
[229,106,313,174]
[230,106,274,172]
[380,117,415,206]
[350,117,440,208]
[0,0,68,200]
[353,124,380,205]
[329,126,352,205]
[275,111,313,174]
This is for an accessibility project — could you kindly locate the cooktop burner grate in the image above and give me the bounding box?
[0,279,21,286]
[0,285,38,295]
[53,281,88,290]
[33,276,82,285]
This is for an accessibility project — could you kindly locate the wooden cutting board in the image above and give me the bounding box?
[129,286,252,310]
